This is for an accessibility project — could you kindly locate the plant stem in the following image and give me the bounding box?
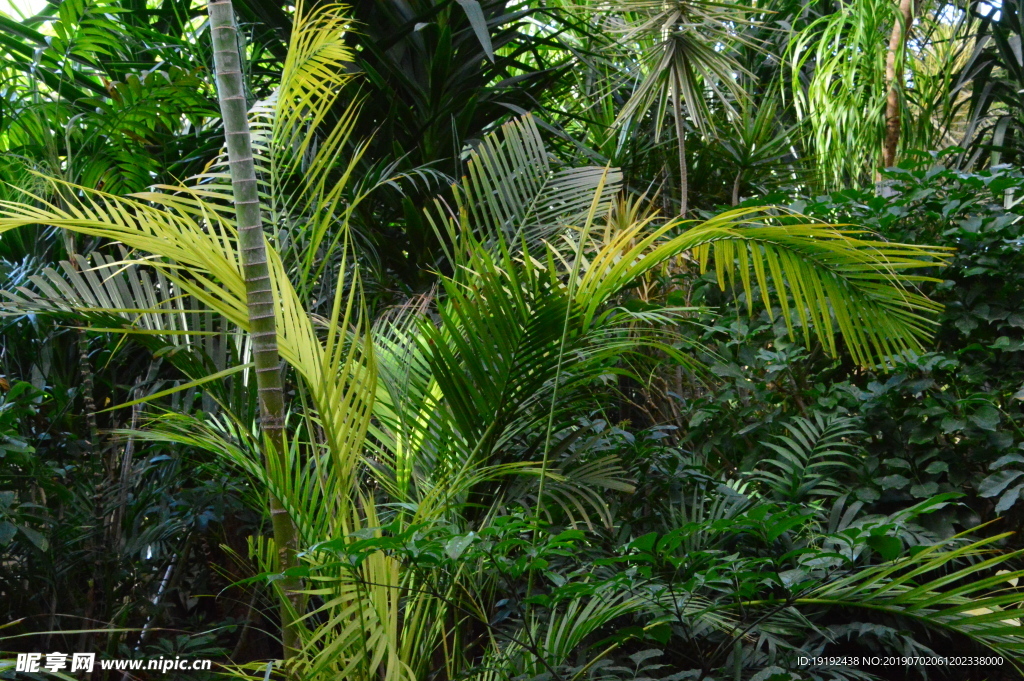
[882,0,914,169]
[207,0,301,661]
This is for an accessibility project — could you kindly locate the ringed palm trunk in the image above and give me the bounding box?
[208,0,301,660]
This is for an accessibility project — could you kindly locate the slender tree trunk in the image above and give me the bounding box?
[66,241,106,657]
[207,0,301,661]
[113,360,159,549]
[731,170,742,206]
[882,0,914,169]
[672,69,688,217]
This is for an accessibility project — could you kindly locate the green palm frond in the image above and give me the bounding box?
[420,237,681,463]
[366,233,660,526]
[574,207,952,368]
[512,453,635,530]
[0,248,227,346]
[367,245,629,519]
[140,410,351,551]
[0,248,246,407]
[787,532,1024,665]
[753,413,862,502]
[467,587,643,680]
[431,115,623,249]
[671,477,754,550]
[369,295,444,502]
[532,589,643,671]
[273,2,356,179]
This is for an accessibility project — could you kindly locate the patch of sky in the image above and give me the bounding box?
[1,0,47,19]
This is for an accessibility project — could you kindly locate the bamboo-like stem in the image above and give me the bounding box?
[882,0,915,169]
[207,0,301,661]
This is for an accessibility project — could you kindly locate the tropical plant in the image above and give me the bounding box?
[753,413,861,502]
[7,0,1024,677]
[0,100,963,677]
[953,0,1024,168]
[583,0,752,215]
[680,155,1024,535]
[788,0,974,188]
[715,92,799,206]
[0,0,221,199]
[323,0,577,290]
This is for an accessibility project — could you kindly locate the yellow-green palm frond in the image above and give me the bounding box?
[574,206,952,369]
[152,0,364,296]
[0,183,250,322]
[297,496,431,681]
[0,178,375,493]
[774,531,1024,667]
[275,1,355,172]
[272,1,368,291]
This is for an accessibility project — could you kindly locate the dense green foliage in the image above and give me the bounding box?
[2,0,1024,680]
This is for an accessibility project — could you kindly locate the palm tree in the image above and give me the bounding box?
[585,0,752,215]
[206,0,302,659]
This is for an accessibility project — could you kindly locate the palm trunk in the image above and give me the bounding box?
[882,0,914,169]
[208,0,301,660]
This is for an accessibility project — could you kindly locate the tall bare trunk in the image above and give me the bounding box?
[208,0,301,660]
[673,69,689,217]
[882,0,914,169]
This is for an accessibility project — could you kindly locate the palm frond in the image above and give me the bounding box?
[753,413,862,502]
[574,207,952,368]
[530,455,635,530]
[431,115,623,250]
[0,248,230,349]
[0,176,375,494]
[790,532,1024,665]
[533,589,642,671]
[152,0,364,300]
